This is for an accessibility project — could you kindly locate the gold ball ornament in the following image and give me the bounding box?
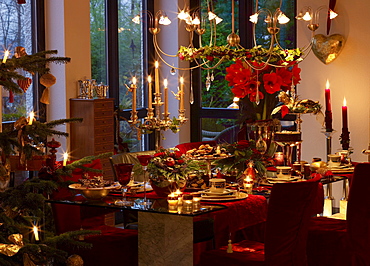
[66,254,84,266]
[40,73,56,87]
[310,161,327,172]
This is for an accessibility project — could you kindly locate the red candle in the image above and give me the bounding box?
[325,80,332,112]
[342,97,348,130]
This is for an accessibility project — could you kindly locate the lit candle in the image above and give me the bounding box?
[274,152,285,166]
[167,193,178,209]
[63,152,68,166]
[33,225,39,241]
[164,79,169,117]
[28,111,35,125]
[155,61,159,94]
[2,50,9,64]
[243,175,254,194]
[342,97,348,130]
[325,80,333,131]
[148,75,152,110]
[179,77,184,110]
[175,189,183,205]
[132,77,137,114]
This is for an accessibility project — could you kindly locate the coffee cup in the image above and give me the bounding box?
[209,178,226,193]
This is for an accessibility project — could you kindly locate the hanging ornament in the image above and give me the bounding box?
[40,73,57,104]
[190,84,194,104]
[14,46,27,58]
[170,65,176,75]
[66,254,84,266]
[8,91,14,103]
[206,71,211,91]
[17,77,32,92]
[210,71,214,82]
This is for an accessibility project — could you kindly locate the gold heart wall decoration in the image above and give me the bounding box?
[312,34,345,64]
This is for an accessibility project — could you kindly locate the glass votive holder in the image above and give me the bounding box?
[182,194,193,211]
[174,189,183,205]
[243,176,254,194]
[167,193,179,210]
[192,192,202,209]
[274,152,285,166]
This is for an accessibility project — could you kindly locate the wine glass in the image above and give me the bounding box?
[137,155,153,204]
[115,163,134,204]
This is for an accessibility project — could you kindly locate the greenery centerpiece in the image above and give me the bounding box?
[214,139,272,181]
[147,147,201,196]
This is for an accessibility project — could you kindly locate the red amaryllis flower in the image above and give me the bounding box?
[263,73,283,94]
[292,65,301,85]
[276,68,293,89]
[154,152,165,157]
[231,85,250,98]
[249,90,265,102]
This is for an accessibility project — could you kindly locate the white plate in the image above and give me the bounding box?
[267,177,301,184]
[200,189,235,196]
[200,192,248,202]
[69,182,121,190]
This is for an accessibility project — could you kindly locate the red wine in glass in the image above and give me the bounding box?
[137,155,153,204]
[115,163,134,186]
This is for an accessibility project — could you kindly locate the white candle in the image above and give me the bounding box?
[164,79,169,117]
[179,77,184,110]
[28,111,35,125]
[155,61,159,94]
[63,152,68,166]
[33,225,39,241]
[2,50,9,64]
[148,75,152,110]
[132,77,137,114]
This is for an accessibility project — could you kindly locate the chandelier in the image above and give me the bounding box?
[132,0,339,71]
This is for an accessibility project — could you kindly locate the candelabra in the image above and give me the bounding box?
[127,73,187,149]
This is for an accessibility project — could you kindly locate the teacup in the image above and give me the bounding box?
[328,154,341,168]
[276,166,292,179]
[209,178,226,193]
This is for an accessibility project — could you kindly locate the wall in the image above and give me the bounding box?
[297,0,370,163]
[156,0,191,148]
[45,0,91,158]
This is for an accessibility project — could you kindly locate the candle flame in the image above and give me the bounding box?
[148,75,152,83]
[164,79,168,87]
[343,97,347,106]
[132,77,137,85]
[155,61,159,69]
[180,77,184,84]
[2,50,9,63]
[326,80,330,90]
[63,152,69,166]
[28,111,35,125]
[33,226,39,241]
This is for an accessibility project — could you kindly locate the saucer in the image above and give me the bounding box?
[200,189,234,196]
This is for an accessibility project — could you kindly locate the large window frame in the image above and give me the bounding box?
[102,0,154,151]
[190,0,297,142]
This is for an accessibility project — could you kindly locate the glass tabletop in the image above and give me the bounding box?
[47,194,227,217]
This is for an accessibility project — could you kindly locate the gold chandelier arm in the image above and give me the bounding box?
[152,34,178,57]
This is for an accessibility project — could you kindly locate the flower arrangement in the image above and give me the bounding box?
[147,147,201,187]
[214,140,270,179]
[225,59,301,121]
[271,91,322,118]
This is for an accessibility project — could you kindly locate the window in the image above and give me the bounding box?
[0,0,44,122]
[90,0,151,152]
[191,0,296,142]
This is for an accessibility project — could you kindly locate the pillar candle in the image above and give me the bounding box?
[63,152,68,166]
[132,77,137,113]
[179,77,184,110]
[342,97,348,130]
[2,50,9,64]
[148,75,152,109]
[155,61,159,94]
[325,80,332,112]
[325,80,333,131]
[164,79,168,116]
[28,111,35,125]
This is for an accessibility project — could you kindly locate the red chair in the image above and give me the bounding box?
[175,141,217,154]
[307,163,370,266]
[199,179,320,266]
[51,159,138,266]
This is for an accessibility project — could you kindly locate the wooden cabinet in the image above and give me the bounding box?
[70,98,114,180]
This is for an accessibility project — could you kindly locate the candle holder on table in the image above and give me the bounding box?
[321,129,336,161]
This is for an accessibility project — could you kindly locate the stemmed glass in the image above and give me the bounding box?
[137,155,153,205]
[115,163,134,205]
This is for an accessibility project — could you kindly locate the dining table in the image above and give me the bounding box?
[48,188,268,266]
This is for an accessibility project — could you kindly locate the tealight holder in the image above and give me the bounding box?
[167,193,179,210]
[182,194,193,212]
[243,176,254,194]
[192,192,201,210]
